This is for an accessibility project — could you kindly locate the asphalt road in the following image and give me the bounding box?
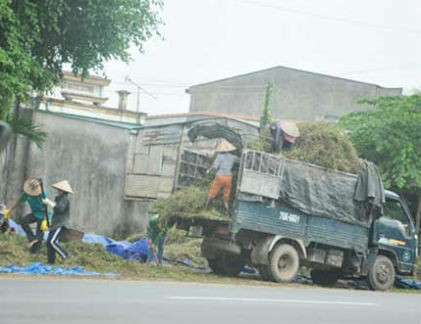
[0,277,420,324]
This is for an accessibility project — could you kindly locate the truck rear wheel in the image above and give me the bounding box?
[208,256,245,277]
[368,255,395,291]
[269,243,299,282]
[310,269,339,286]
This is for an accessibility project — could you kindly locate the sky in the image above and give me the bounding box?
[102,0,421,116]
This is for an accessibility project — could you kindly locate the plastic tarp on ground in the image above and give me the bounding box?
[0,262,118,276]
[105,238,149,262]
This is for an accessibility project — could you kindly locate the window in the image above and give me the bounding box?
[383,199,410,236]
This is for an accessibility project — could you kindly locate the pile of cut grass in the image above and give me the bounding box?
[284,121,362,173]
[0,224,207,275]
[246,121,362,173]
[0,233,144,276]
[154,186,230,224]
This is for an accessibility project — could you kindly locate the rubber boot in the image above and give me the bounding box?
[223,201,230,216]
[204,197,213,210]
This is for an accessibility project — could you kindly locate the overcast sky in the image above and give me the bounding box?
[102,0,421,115]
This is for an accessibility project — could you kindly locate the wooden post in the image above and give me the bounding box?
[172,124,185,192]
[416,191,421,238]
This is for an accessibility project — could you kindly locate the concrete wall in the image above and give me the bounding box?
[188,66,403,121]
[0,110,152,237]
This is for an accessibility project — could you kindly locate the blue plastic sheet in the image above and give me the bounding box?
[82,233,115,246]
[0,262,118,276]
[395,275,421,290]
[106,238,149,262]
[1,218,26,237]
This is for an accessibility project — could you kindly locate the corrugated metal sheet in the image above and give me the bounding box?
[142,125,182,145]
[232,200,305,237]
[306,216,368,252]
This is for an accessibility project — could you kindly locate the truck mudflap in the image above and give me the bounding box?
[201,237,242,259]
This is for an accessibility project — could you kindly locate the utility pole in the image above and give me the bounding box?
[125,77,156,114]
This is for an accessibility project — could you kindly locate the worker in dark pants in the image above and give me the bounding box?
[269,120,300,153]
[46,180,73,264]
[146,212,167,266]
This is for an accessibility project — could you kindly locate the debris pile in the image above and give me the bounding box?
[283,121,362,173]
[247,121,362,173]
[154,186,229,225]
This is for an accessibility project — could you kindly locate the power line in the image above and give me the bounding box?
[238,0,421,34]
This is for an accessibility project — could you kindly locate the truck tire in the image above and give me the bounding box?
[207,258,224,274]
[269,243,299,282]
[310,269,339,286]
[208,256,245,277]
[367,255,395,291]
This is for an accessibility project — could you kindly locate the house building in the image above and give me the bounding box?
[186,66,402,121]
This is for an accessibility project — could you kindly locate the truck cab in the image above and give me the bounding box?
[372,190,418,276]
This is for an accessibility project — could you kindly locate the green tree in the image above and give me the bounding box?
[338,94,421,232]
[0,0,163,145]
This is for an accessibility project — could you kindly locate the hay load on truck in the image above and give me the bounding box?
[193,149,418,291]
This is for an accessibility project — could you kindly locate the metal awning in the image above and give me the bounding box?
[187,122,243,149]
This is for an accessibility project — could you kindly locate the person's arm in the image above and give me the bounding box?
[207,154,220,173]
[7,201,19,215]
[53,196,68,214]
[6,194,25,216]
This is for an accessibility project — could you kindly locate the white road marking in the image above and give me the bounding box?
[167,296,378,306]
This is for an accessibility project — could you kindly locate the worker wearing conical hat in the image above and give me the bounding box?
[269,120,300,153]
[205,139,240,215]
[46,180,74,264]
[4,177,53,252]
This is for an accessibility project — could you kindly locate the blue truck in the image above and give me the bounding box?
[196,149,418,291]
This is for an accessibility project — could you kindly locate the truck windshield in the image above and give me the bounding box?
[383,198,410,236]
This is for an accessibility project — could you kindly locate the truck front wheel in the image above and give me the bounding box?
[367,255,395,291]
[269,243,299,282]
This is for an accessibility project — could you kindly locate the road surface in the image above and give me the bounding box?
[0,277,419,324]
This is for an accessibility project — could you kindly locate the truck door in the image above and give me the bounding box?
[374,196,418,273]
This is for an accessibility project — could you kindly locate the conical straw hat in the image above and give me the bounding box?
[51,180,74,194]
[23,177,42,196]
[280,121,300,137]
[216,139,236,152]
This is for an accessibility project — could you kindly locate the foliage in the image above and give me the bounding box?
[259,82,273,131]
[338,94,421,191]
[7,115,46,148]
[0,0,163,141]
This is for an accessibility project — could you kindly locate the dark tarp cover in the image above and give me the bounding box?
[239,150,385,227]
[278,158,385,227]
